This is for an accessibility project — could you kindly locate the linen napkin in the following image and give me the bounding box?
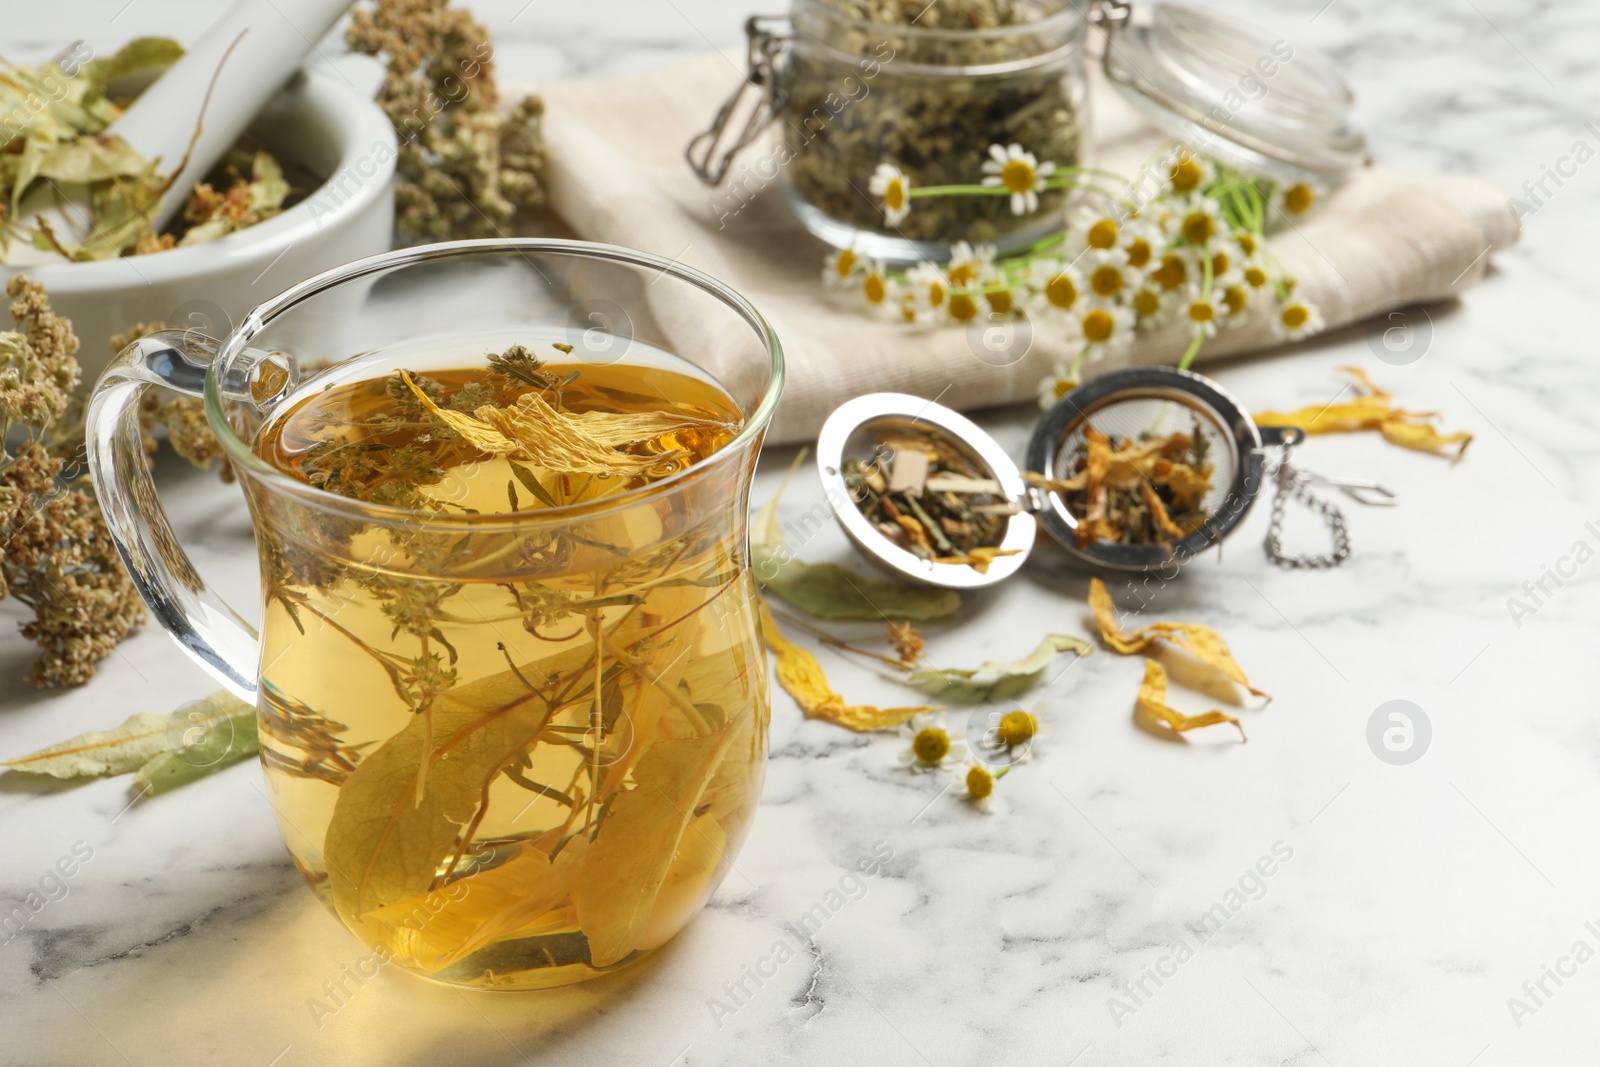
[524,49,1518,445]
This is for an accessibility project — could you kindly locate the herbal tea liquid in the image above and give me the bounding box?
[249,350,768,989]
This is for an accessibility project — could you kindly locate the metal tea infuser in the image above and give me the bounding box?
[815,366,1395,585]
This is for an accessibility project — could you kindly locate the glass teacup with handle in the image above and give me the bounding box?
[87,239,784,989]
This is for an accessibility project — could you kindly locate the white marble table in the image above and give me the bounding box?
[3,2,1596,1065]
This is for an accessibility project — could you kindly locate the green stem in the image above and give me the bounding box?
[1178,330,1205,371]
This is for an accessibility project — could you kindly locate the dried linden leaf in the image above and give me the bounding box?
[904,633,1092,703]
[401,371,726,477]
[571,727,736,967]
[1088,578,1266,699]
[760,603,937,731]
[751,454,962,622]
[1135,659,1245,741]
[3,690,255,786]
[323,628,637,921]
[1253,365,1472,462]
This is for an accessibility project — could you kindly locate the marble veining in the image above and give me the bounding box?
[2,1,1598,1065]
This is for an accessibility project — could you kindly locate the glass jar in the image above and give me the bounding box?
[690,1,1368,264]
[697,0,1090,263]
[784,0,1087,261]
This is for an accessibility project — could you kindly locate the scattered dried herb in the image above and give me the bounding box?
[1038,421,1214,548]
[0,276,145,685]
[760,603,938,731]
[347,0,546,243]
[2,689,257,789]
[1088,577,1266,700]
[1254,366,1473,462]
[1134,658,1245,742]
[843,427,1014,566]
[901,632,1089,703]
[1,39,298,262]
[782,0,1081,245]
[752,453,962,620]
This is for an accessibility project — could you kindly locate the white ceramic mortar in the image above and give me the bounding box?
[2,62,397,381]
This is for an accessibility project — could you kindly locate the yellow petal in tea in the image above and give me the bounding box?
[1088,577,1266,699]
[760,603,937,731]
[401,370,728,477]
[1253,365,1472,461]
[1135,658,1245,742]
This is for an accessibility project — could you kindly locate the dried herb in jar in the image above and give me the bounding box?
[781,0,1082,247]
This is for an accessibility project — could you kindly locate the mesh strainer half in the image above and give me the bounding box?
[1025,366,1285,573]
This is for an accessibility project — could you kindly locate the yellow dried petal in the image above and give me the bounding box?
[401,371,725,477]
[1253,366,1472,461]
[1088,578,1266,698]
[759,603,936,731]
[1135,659,1245,741]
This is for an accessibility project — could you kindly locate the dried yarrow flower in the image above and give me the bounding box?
[347,0,547,242]
[0,276,145,686]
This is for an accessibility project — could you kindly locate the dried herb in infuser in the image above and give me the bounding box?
[1034,421,1215,548]
[843,428,1019,571]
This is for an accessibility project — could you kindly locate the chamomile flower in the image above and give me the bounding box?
[870,163,913,225]
[1084,249,1139,303]
[1273,298,1325,341]
[1076,302,1135,359]
[1167,194,1227,251]
[1026,259,1085,323]
[1163,145,1216,195]
[1221,284,1251,318]
[1242,261,1270,289]
[1272,180,1320,220]
[858,260,898,314]
[1151,251,1193,293]
[973,704,1052,764]
[1182,291,1225,338]
[958,761,1006,813]
[1072,206,1123,253]
[906,261,949,314]
[982,277,1023,316]
[899,712,967,773]
[1205,241,1246,289]
[944,241,996,289]
[1130,283,1173,323]
[946,287,983,324]
[1037,363,1079,410]
[823,247,862,288]
[981,143,1056,215]
[1118,220,1160,272]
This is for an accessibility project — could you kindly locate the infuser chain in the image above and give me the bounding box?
[1265,440,1351,569]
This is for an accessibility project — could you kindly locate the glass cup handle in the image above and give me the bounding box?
[85,329,260,701]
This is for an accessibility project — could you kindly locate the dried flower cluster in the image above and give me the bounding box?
[347,0,547,242]
[109,322,233,481]
[0,276,145,686]
[829,144,1327,399]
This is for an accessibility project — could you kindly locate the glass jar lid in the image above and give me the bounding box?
[1101,2,1368,182]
